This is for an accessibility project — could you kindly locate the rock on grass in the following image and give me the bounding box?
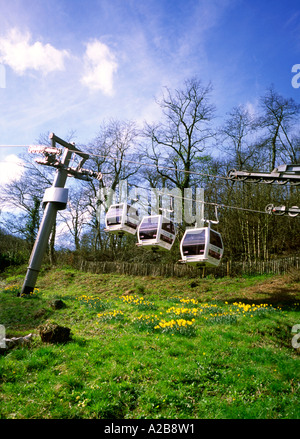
[39,323,71,343]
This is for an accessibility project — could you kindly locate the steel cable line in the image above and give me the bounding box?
[121,182,269,215]
[83,149,232,181]
[0,144,232,181]
[0,144,274,215]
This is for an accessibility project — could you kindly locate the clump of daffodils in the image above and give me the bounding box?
[121,294,157,310]
[154,318,196,337]
[203,302,280,324]
[134,314,160,331]
[134,313,196,336]
[179,298,199,307]
[166,306,198,320]
[4,285,41,297]
[22,288,41,297]
[230,302,280,317]
[97,310,124,322]
[4,285,20,294]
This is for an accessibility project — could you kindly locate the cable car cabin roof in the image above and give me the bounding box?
[137,215,176,251]
[105,203,139,235]
[179,227,224,267]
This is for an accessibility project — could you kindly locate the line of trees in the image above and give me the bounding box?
[0,77,299,268]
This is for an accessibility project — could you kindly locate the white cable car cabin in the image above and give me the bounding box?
[137,215,176,251]
[104,202,139,235]
[179,225,224,267]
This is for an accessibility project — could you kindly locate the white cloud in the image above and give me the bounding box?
[244,100,259,118]
[0,28,70,75]
[0,154,24,184]
[80,40,118,95]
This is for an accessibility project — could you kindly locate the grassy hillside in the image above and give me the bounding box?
[0,267,299,419]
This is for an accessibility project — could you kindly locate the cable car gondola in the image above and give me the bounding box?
[137,215,176,251]
[179,224,224,267]
[104,202,140,235]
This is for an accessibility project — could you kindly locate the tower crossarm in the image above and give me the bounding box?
[228,164,300,185]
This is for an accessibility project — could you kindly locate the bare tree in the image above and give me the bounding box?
[144,78,215,189]
[143,78,216,229]
[220,105,261,170]
[259,86,300,169]
[0,159,49,246]
[85,119,141,253]
[58,183,90,251]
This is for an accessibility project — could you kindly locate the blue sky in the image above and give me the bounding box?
[0,0,300,181]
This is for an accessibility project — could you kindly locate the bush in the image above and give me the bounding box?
[0,252,27,272]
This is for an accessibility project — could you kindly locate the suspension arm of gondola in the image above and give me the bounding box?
[228,163,300,185]
[265,204,300,217]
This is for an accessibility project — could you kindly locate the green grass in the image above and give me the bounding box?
[0,267,299,419]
